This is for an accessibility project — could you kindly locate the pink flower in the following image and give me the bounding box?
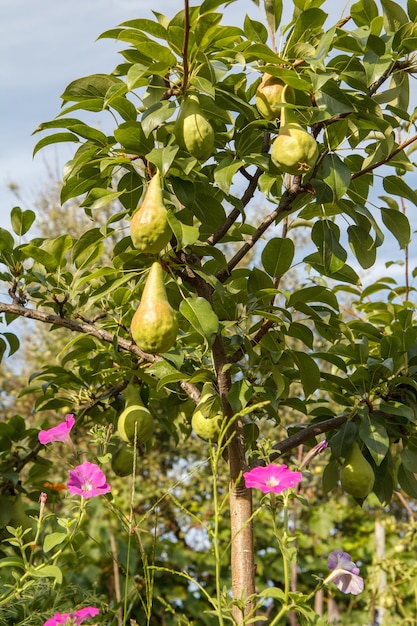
[38,414,75,445]
[324,550,364,595]
[67,462,111,499]
[43,606,99,626]
[243,464,302,494]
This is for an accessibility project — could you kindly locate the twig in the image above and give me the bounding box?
[206,133,271,247]
[181,0,190,93]
[351,133,417,180]
[216,176,305,282]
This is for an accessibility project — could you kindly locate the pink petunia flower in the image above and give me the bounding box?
[43,606,99,626]
[243,464,302,494]
[67,462,111,499]
[324,549,364,595]
[38,414,75,445]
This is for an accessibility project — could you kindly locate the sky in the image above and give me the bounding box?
[0,0,415,285]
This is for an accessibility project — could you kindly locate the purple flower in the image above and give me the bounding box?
[243,464,302,494]
[43,606,99,626]
[67,462,110,499]
[324,550,364,595]
[38,414,75,445]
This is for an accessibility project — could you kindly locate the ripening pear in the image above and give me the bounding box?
[271,87,319,176]
[256,74,294,120]
[117,384,154,446]
[130,261,178,354]
[191,382,223,441]
[340,440,375,498]
[130,170,172,254]
[174,93,215,161]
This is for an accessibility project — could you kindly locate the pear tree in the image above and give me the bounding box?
[1,0,417,624]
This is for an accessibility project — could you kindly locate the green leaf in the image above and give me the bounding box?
[244,15,268,43]
[264,0,283,34]
[315,80,356,115]
[381,0,409,31]
[383,175,417,204]
[19,245,57,272]
[398,463,417,498]
[348,225,376,269]
[33,132,80,157]
[261,238,295,277]
[359,420,389,466]
[167,212,199,248]
[351,0,378,26]
[141,101,176,137]
[30,564,63,585]
[0,555,26,570]
[114,121,154,154]
[0,227,14,253]
[311,221,347,272]
[61,74,124,102]
[380,207,411,249]
[400,448,417,473]
[213,158,245,194]
[10,207,36,237]
[317,154,351,202]
[146,145,180,176]
[292,351,320,397]
[72,229,104,269]
[179,297,219,346]
[43,532,67,553]
[2,332,20,357]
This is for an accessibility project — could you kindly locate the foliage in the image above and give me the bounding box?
[1,0,417,624]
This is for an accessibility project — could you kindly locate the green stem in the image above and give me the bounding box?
[282,496,290,604]
[51,497,86,564]
[268,491,292,625]
[211,443,225,626]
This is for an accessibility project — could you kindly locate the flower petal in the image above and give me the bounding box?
[38,415,75,444]
[243,464,302,494]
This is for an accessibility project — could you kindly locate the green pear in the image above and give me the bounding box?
[340,440,375,498]
[271,87,319,176]
[191,382,223,441]
[174,93,214,161]
[117,384,154,445]
[256,74,294,120]
[130,170,172,254]
[130,261,178,354]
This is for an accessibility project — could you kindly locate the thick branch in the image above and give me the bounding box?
[269,413,350,461]
[0,301,200,403]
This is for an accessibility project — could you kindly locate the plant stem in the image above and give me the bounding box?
[211,444,225,626]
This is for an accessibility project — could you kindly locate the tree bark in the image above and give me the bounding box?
[212,335,255,622]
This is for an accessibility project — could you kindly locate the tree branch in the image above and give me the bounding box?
[0,300,200,403]
[351,133,417,180]
[269,413,350,461]
[216,176,307,282]
[206,133,271,247]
